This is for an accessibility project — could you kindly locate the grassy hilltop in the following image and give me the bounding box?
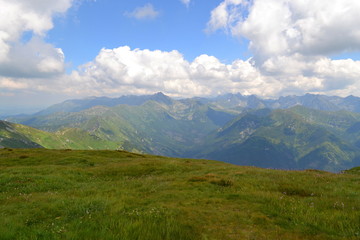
[0,148,359,239]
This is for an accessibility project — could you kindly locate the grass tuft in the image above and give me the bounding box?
[278,184,315,197]
[210,178,234,187]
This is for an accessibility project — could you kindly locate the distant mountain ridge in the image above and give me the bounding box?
[3,92,360,172]
[206,93,360,112]
[53,93,360,114]
[6,92,360,120]
[33,92,173,116]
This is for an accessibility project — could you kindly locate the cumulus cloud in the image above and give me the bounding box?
[67,46,204,97]
[60,46,325,98]
[0,37,65,78]
[204,0,360,97]
[125,4,159,20]
[208,0,360,59]
[73,47,360,97]
[0,0,71,78]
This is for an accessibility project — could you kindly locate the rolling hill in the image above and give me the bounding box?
[0,148,359,240]
[0,120,122,150]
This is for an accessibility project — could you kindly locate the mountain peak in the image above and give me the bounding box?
[150,92,173,105]
[154,92,166,97]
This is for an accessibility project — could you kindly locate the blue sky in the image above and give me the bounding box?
[49,0,249,69]
[1,0,360,115]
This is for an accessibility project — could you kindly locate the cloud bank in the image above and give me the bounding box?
[65,46,264,97]
[60,46,359,98]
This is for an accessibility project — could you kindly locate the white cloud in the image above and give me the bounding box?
[180,0,191,7]
[206,0,244,34]
[62,46,360,98]
[203,0,360,97]
[208,0,360,59]
[0,37,65,78]
[67,46,201,97]
[125,4,159,20]
[0,0,72,78]
[2,46,360,105]
[55,46,305,98]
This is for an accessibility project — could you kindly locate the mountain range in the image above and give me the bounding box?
[3,92,360,172]
[195,106,360,172]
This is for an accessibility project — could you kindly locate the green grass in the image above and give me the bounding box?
[0,148,359,239]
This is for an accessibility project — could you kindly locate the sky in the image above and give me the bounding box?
[1,0,360,115]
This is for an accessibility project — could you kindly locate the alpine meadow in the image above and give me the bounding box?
[1,0,360,239]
